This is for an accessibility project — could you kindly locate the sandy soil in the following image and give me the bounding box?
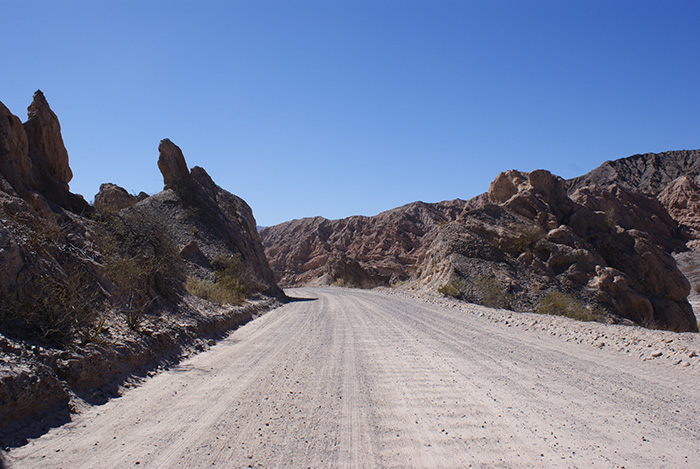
[5,287,700,468]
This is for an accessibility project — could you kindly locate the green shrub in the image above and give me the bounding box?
[438,278,466,298]
[536,291,602,322]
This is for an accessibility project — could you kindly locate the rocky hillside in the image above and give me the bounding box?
[415,169,696,332]
[0,91,282,441]
[260,199,470,287]
[261,150,699,332]
[568,149,700,244]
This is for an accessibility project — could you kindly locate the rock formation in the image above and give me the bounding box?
[568,149,700,245]
[262,155,697,331]
[157,138,191,188]
[24,90,73,189]
[658,176,700,244]
[94,183,147,212]
[0,90,90,214]
[415,169,697,332]
[0,92,284,435]
[260,199,470,287]
[126,140,281,297]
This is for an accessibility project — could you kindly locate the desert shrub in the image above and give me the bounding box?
[334,277,348,287]
[185,277,244,305]
[536,291,602,322]
[186,254,257,305]
[438,278,466,298]
[693,284,700,294]
[605,208,618,232]
[476,276,513,310]
[97,211,184,328]
[4,261,102,345]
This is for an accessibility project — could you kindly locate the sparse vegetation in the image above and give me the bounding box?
[186,254,258,305]
[476,276,513,310]
[499,224,545,255]
[693,284,700,294]
[3,261,102,345]
[605,208,618,232]
[438,278,466,298]
[536,291,602,322]
[97,211,184,329]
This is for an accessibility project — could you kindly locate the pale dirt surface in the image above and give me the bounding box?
[5,287,700,468]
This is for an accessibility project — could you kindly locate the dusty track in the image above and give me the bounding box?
[6,288,700,467]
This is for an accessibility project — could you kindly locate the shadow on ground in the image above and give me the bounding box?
[284,296,318,303]
[0,402,72,450]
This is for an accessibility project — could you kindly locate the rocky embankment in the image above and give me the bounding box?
[0,91,283,442]
[0,296,280,448]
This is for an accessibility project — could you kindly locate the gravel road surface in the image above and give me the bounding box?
[6,287,700,468]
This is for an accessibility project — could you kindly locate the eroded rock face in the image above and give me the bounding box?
[0,91,91,214]
[131,145,281,297]
[24,90,73,189]
[658,176,700,245]
[417,169,697,332]
[0,101,31,196]
[568,149,700,246]
[260,200,470,287]
[157,139,190,188]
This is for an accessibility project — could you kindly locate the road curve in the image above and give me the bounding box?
[7,288,700,468]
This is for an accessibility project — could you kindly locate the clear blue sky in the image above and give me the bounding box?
[2,0,699,226]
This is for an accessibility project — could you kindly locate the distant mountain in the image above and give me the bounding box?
[568,149,700,195]
[260,199,470,287]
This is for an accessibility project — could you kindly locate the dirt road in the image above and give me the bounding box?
[6,288,700,467]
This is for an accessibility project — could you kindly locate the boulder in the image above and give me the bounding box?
[94,183,138,212]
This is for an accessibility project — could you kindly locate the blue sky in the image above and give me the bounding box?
[2,0,699,226]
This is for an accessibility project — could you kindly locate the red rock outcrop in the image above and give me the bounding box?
[260,200,469,287]
[658,176,700,245]
[0,90,90,214]
[24,90,73,189]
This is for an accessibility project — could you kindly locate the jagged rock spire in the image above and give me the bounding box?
[158,139,190,188]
